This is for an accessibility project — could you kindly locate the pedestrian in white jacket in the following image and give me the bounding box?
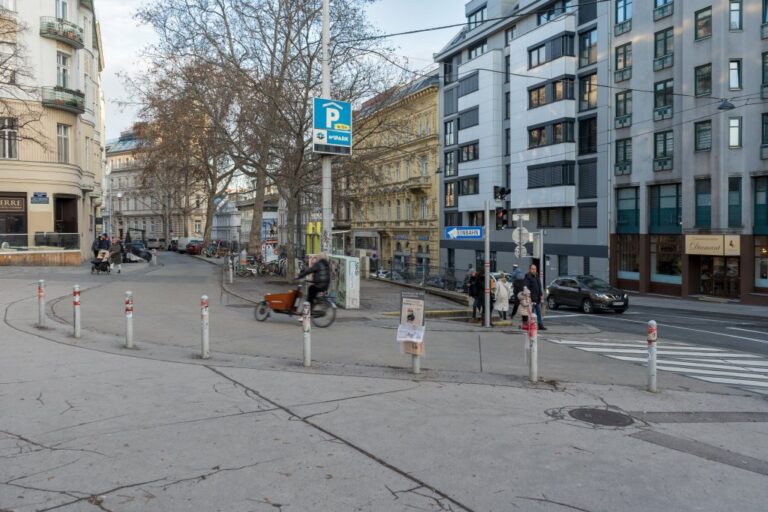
[494,275,511,320]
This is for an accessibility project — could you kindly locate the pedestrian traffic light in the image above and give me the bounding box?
[493,186,509,201]
[495,207,509,230]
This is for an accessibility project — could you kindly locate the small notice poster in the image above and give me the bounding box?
[397,291,425,354]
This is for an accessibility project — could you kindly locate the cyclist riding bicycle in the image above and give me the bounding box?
[297,254,330,307]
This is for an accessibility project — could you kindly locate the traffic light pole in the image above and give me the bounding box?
[484,199,491,328]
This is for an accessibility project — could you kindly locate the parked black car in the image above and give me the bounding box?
[546,275,629,314]
[129,241,152,262]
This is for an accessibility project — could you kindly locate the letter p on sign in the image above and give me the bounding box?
[326,108,340,129]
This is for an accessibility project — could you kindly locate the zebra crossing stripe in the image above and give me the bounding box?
[655,365,768,379]
[576,348,759,358]
[694,376,768,388]
[609,355,764,372]
[554,340,722,350]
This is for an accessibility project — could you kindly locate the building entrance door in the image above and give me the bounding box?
[698,256,740,299]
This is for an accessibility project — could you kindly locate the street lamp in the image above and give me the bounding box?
[717,98,735,110]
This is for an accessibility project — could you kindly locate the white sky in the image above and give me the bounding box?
[99,0,467,140]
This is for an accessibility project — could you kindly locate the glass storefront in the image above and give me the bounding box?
[616,234,639,280]
[0,194,27,248]
[697,256,740,298]
[650,235,682,284]
[757,236,768,289]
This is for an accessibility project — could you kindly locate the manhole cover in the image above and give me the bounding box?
[568,408,634,427]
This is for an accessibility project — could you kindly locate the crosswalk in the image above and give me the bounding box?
[550,338,768,396]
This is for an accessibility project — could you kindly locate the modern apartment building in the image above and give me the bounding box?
[0,0,105,264]
[437,0,609,284]
[609,0,768,304]
[340,72,440,275]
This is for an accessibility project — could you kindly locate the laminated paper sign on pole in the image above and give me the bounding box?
[397,291,426,355]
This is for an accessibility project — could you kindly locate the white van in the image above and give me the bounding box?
[177,237,194,253]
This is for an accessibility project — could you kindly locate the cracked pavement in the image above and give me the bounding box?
[2,261,768,510]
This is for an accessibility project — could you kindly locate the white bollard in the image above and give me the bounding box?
[528,303,538,383]
[412,353,421,374]
[151,249,158,266]
[302,301,311,367]
[37,280,45,328]
[228,259,234,284]
[125,291,134,349]
[73,285,81,339]
[647,320,658,392]
[201,295,210,359]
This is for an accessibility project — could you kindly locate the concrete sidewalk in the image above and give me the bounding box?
[2,277,768,511]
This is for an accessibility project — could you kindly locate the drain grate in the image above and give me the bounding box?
[568,407,634,427]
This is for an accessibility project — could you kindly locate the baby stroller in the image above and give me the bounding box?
[91,249,111,274]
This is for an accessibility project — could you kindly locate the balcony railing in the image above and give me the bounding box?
[41,86,85,114]
[761,144,768,160]
[762,83,768,100]
[762,22,768,40]
[79,0,93,11]
[407,175,430,191]
[654,105,673,121]
[0,232,80,251]
[40,17,84,49]
[614,67,632,83]
[615,114,632,129]
[614,161,632,175]
[653,53,673,71]
[654,2,673,21]
[616,210,639,233]
[653,156,673,171]
[614,20,632,36]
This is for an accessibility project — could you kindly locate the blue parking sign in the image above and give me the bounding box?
[313,97,352,156]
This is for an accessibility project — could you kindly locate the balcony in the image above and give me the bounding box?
[654,2,673,21]
[762,144,768,160]
[653,53,673,71]
[615,114,632,129]
[407,175,430,192]
[614,20,631,37]
[653,156,673,171]
[40,17,84,49]
[654,105,673,121]
[762,83,768,100]
[41,86,85,114]
[614,68,632,83]
[614,162,632,176]
[763,23,768,39]
[79,0,93,11]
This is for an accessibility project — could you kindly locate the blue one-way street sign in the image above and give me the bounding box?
[313,97,352,156]
[445,226,485,240]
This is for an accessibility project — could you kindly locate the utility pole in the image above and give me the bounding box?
[321,0,332,254]
[484,200,491,328]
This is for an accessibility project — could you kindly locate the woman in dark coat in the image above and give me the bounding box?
[111,237,125,274]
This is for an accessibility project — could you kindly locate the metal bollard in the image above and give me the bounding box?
[151,249,158,266]
[201,295,210,359]
[647,320,658,392]
[124,291,134,349]
[37,280,45,328]
[527,303,538,383]
[73,285,81,339]
[228,259,234,284]
[302,301,311,367]
[412,353,421,374]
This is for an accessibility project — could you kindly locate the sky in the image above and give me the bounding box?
[98,0,467,140]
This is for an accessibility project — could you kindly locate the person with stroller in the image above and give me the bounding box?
[91,234,112,274]
[297,254,330,310]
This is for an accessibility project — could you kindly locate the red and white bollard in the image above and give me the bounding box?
[37,280,45,328]
[73,285,81,339]
[124,291,134,349]
[527,303,538,383]
[302,301,311,367]
[200,295,210,360]
[647,320,658,392]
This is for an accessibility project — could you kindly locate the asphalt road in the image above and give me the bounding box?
[545,304,768,356]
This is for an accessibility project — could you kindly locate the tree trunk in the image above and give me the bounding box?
[202,192,216,247]
[285,193,297,278]
[247,171,267,255]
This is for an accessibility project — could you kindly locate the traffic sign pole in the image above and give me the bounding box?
[484,200,491,328]
[321,0,332,254]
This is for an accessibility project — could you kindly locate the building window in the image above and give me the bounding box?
[578,117,597,155]
[444,120,455,146]
[458,73,479,97]
[468,40,487,60]
[56,0,68,20]
[763,52,768,85]
[729,0,742,30]
[468,211,484,227]
[729,177,742,228]
[616,91,632,118]
[617,234,639,279]
[505,92,510,119]
[529,126,547,148]
[654,130,673,158]
[695,64,711,96]
[650,235,682,284]
[649,183,681,234]
[56,124,69,163]
[529,85,546,109]
[505,26,516,45]
[578,160,597,198]
[194,220,202,233]
[459,142,479,162]
[615,138,632,166]
[763,113,768,145]
[579,29,597,67]
[552,121,574,144]
[695,179,711,228]
[457,107,479,130]
[757,177,768,235]
[57,53,70,89]
[615,43,632,71]
[0,117,18,159]
[617,187,639,234]
[616,0,632,23]
[505,55,510,83]
[443,61,454,85]
[0,0,17,11]
[729,60,742,90]
[553,78,574,101]
[756,237,768,288]
[654,79,673,109]
[421,156,428,176]
[578,203,597,228]
[444,212,460,226]
[505,128,511,156]
[729,117,742,148]
[467,6,486,29]
[459,177,479,196]
[444,151,456,177]
[538,207,572,228]
[654,28,673,58]
[445,182,456,208]
[396,200,401,221]
[579,73,597,111]
[695,121,712,151]
[528,162,575,189]
[764,0,768,24]
[695,7,712,40]
[529,44,546,68]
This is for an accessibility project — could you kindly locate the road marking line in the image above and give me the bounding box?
[608,355,764,372]
[727,327,768,335]
[693,376,768,388]
[720,360,768,367]
[553,340,692,348]
[655,366,768,379]
[545,314,585,319]
[577,348,759,357]
[592,316,768,345]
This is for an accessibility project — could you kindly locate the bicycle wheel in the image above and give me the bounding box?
[254,302,270,321]
[310,298,336,328]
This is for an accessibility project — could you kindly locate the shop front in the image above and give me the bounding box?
[684,235,741,299]
[0,194,27,247]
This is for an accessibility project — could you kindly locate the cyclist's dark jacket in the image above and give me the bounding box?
[298,258,330,290]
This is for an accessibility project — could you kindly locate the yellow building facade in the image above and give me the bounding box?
[345,72,440,277]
